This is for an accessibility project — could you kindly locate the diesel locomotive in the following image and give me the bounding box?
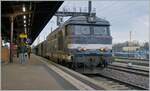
[34,15,112,68]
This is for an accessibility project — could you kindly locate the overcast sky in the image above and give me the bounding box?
[32,0,149,46]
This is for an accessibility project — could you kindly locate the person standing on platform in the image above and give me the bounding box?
[19,38,28,64]
[17,45,20,58]
[27,45,31,59]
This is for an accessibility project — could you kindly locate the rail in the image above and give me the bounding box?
[84,73,148,90]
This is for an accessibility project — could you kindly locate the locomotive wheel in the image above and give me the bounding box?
[67,62,72,68]
[62,60,66,66]
[57,58,60,64]
[72,62,77,70]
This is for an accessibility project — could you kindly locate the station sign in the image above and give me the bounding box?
[19,33,27,38]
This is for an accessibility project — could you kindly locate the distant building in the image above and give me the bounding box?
[122,46,140,52]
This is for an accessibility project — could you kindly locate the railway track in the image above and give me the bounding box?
[81,63,149,90]
[114,58,149,66]
[115,57,149,61]
[84,73,148,90]
[41,56,149,90]
[108,65,149,77]
[51,60,149,90]
[48,60,148,90]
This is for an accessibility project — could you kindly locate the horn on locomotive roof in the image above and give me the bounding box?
[88,1,92,16]
[87,1,96,23]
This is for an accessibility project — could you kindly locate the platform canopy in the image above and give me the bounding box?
[1,1,63,45]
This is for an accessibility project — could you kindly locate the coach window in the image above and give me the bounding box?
[65,26,68,36]
[67,25,74,35]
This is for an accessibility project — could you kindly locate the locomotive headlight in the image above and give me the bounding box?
[82,47,87,51]
[99,48,106,52]
[77,47,87,51]
[99,48,104,51]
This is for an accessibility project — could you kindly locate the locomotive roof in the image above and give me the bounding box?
[46,15,110,39]
[64,16,110,26]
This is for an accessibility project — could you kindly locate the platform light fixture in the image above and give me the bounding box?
[24,20,26,24]
[23,15,26,19]
[23,4,26,12]
[24,24,26,27]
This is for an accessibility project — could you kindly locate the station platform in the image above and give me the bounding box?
[1,54,107,90]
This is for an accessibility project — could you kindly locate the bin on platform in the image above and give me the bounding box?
[1,47,9,63]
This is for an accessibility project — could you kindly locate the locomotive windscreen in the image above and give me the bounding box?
[67,25,112,49]
[74,25,90,35]
[93,26,109,36]
[70,25,110,36]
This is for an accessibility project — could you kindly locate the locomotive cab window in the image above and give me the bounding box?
[74,25,90,35]
[94,26,109,35]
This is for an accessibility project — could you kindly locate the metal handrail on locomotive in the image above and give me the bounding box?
[34,15,112,68]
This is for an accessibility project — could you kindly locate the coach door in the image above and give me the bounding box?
[58,30,63,50]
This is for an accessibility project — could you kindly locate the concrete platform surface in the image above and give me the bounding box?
[1,54,76,90]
